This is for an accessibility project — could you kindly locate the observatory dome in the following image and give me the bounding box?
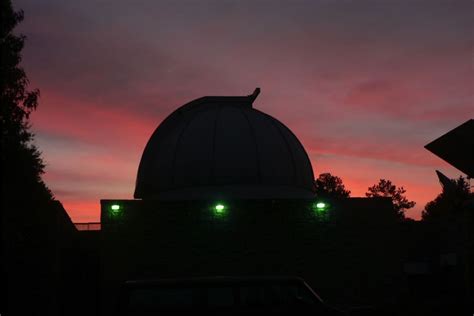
[134,89,315,200]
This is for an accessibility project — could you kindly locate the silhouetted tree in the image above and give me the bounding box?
[366,179,415,219]
[1,2,55,314]
[422,175,472,221]
[314,173,351,198]
[1,0,52,201]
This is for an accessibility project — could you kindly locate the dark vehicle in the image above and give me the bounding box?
[118,276,345,315]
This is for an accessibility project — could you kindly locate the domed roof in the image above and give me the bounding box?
[134,89,315,200]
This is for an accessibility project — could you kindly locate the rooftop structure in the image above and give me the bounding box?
[134,89,315,200]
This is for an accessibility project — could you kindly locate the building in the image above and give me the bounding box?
[4,90,470,315]
[99,89,402,313]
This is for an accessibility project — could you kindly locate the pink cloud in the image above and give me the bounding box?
[32,93,158,149]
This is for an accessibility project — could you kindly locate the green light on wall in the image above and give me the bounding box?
[110,204,122,216]
[312,201,329,214]
[212,203,228,217]
[316,202,326,210]
[215,204,225,213]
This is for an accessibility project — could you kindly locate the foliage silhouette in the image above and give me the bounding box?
[314,173,351,198]
[366,179,415,219]
[1,1,55,314]
[422,175,472,221]
[1,0,52,203]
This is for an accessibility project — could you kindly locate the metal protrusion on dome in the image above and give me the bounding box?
[248,87,261,104]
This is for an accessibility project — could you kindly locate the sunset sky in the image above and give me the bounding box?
[16,0,473,222]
